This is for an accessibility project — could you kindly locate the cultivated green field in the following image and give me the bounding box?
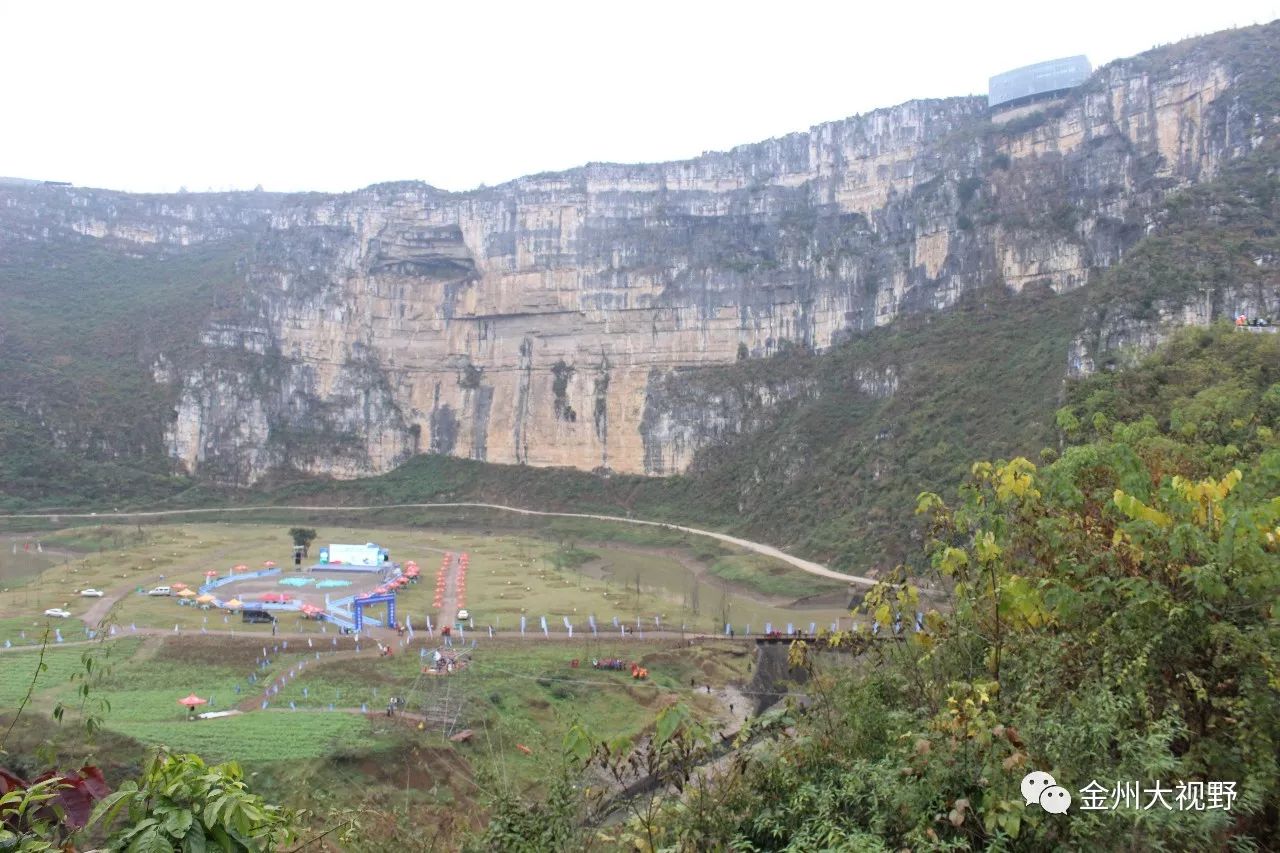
[109,713,376,763]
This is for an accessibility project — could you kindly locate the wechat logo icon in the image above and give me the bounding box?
[1022,771,1071,814]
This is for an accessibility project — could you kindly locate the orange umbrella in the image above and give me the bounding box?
[171,582,188,591]
[178,694,207,708]
[224,598,243,608]
[233,564,248,572]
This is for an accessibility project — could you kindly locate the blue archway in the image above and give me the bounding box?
[353,593,396,632]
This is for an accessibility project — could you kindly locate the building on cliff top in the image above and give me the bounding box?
[988,55,1091,111]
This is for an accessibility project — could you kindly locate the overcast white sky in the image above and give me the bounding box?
[3,1,1278,194]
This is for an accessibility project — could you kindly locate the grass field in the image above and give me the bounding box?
[390,529,848,635]
[0,521,851,644]
[0,552,766,847]
[0,517,809,836]
[0,547,58,592]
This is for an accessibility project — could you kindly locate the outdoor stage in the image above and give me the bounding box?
[303,562,390,574]
[208,568,388,612]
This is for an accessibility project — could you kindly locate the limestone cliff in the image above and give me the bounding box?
[5,23,1279,488]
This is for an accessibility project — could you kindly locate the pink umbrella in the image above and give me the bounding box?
[205,570,217,578]
[264,561,277,568]
[178,694,207,708]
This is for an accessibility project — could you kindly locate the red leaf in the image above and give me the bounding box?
[0,767,30,795]
[28,766,109,830]
[74,766,109,800]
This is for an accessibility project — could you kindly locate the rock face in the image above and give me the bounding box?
[6,24,1279,486]
[0,184,280,246]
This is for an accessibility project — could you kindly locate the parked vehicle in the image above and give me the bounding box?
[241,609,276,624]
[147,586,171,596]
[457,609,470,621]
[43,608,71,618]
[79,588,105,597]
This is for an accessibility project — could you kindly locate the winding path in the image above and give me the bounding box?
[0,502,877,587]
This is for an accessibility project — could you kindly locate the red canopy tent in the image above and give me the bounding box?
[260,592,290,603]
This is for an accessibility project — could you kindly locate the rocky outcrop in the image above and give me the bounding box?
[164,27,1280,484]
[6,23,1279,486]
[0,184,280,246]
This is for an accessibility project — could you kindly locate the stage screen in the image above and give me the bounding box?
[323,543,384,566]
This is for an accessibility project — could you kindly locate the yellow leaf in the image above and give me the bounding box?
[975,531,1002,564]
[1113,490,1172,528]
[939,547,970,576]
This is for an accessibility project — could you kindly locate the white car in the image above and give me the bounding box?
[43,608,71,618]
[79,589,105,598]
[456,609,470,621]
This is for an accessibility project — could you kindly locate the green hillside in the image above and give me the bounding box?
[471,319,1280,852]
[0,238,250,506]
